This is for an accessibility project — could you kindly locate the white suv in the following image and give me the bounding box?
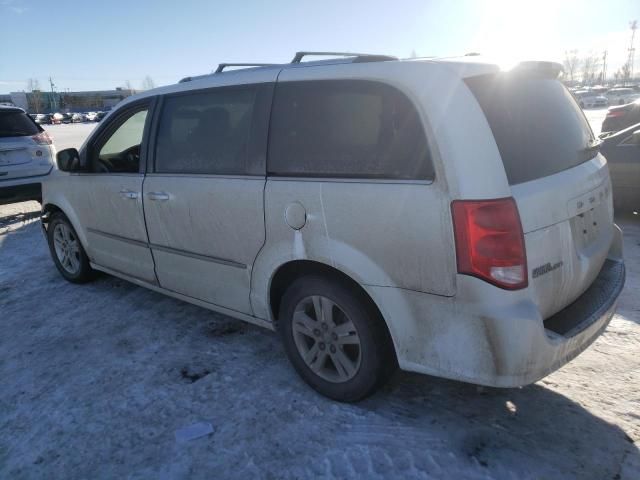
[0,106,55,205]
[42,53,625,401]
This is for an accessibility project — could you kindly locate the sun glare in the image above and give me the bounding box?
[470,0,574,69]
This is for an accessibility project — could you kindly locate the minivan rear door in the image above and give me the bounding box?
[466,72,615,319]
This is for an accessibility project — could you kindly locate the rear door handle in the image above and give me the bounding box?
[119,189,139,199]
[147,191,170,201]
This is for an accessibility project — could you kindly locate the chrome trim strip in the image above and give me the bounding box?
[150,243,246,269]
[86,228,148,248]
[86,228,246,269]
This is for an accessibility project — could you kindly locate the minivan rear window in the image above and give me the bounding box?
[465,73,596,185]
[268,80,433,180]
[0,111,42,138]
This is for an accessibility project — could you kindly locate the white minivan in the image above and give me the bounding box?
[42,53,625,401]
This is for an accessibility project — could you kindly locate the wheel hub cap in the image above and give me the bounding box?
[291,295,362,383]
[53,223,81,275]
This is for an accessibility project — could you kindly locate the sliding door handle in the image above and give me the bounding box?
[147,191,170,201]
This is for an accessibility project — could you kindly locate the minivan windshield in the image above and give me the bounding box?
[465,73,597,185]
[0,111,42,138]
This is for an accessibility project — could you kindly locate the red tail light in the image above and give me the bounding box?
[606,110,627,118]
[31,131,52,145]
[451,198,528,290]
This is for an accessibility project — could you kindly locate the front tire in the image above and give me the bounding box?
[46,212,94,283]
[279,275,396,402]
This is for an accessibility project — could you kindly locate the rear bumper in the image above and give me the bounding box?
[365,227,625,387]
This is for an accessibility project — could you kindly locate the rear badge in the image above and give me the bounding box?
[532,261,564,279]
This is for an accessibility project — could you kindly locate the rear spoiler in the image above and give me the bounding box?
[512,61,563,79]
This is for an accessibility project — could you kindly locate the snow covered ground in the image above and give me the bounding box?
[1,123,639,479]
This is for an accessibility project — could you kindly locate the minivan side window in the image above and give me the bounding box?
[268,80,433,180]
[93,107,148,173]
[155,86,257,175]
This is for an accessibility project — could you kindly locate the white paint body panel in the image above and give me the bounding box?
[143,174,265,315]
[45,171,156,282]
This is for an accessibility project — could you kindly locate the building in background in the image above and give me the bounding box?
[0,94,14,106]
[5,88,137,113]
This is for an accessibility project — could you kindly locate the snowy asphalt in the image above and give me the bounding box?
[1,117,639,479]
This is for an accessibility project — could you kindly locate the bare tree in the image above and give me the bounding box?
[581,53,600,85]
[26,78,40,92]
[141,75,156,90]
[563,50,579,82]
[124,80,133,96]
[621,62,631,83]
[26,78,42,113]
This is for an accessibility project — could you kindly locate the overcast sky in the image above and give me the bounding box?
[1,0,638,93]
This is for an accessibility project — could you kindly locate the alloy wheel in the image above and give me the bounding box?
[53,223,81,275]
[291,295,362,383]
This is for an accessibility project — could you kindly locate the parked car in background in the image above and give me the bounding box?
[94,111,107,122]
[591,85,609,95]
[61,113,74,124]
[42,54,625,402]
[51,113,64,124]
[85,111,98,122]
[600,123,640,212]
[35,113,52,125]
[601,99,640,135]
[574,90,608,108]
[606,88,640,106]
[71,113,86,123]
[0,106,55,205]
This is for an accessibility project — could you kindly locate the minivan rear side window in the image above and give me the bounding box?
[465,73,596,185]
[268,80,433,180]
[0,110,42,138]
[155,86,257,175]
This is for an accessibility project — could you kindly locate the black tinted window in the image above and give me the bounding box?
[466,73,596,185]
[268,80,433,179]
[155,87,256,175]
[0,111,41,137]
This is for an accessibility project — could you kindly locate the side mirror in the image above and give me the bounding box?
[56,148,81,172]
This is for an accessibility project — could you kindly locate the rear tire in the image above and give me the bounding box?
[278,275,396,402]
[46,212,94,283]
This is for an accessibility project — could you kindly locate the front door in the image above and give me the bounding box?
[143,82,273,314]
[69,100,156,283]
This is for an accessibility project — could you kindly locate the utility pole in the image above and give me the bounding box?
[602,50,608,84]
[628,20,637,83]
[48,77,58,111]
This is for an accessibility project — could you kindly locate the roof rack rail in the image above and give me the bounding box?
[215,63,278,73]
[291,51,397,63]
